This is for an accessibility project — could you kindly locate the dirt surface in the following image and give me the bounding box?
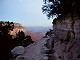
[16,36,50,60]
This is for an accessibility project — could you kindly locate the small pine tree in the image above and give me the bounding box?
[15,31,34,47]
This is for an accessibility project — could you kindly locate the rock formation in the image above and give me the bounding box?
[10,23,45,41]
[10,23,26,36]
[15,36,50,60]
[12,14,80,60]
[11,46,25,59]
[47,14,80,60]
[26,31,45,41]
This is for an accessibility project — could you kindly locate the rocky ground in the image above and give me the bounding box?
[15,36,50,60]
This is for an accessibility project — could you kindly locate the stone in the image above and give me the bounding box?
[11,46,25,58]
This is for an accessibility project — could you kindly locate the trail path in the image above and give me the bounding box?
[16,36,50,60]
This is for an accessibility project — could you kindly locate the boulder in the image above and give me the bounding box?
[11,46,25,58]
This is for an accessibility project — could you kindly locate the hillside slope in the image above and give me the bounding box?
[10,23,46,41]
[15,36,50,60]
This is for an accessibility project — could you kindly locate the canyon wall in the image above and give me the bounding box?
[10,23,45,41]
[10,14,80,60]
[47,14,80,60]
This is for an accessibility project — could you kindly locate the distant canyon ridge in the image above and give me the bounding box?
[10,23,52,41]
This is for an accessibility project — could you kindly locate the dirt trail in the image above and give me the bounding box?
[16,36,50,60]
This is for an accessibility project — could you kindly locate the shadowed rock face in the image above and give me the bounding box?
[48,14,80,60]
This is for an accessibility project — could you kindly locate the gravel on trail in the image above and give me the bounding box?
[16,36,50,60]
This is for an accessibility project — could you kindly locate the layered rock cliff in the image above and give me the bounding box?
[47,14,80,60]
[26,31,45,41]
[10,23,45,41]
[10,23,26,36]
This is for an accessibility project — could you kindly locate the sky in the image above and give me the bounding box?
[0,0,53,27]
